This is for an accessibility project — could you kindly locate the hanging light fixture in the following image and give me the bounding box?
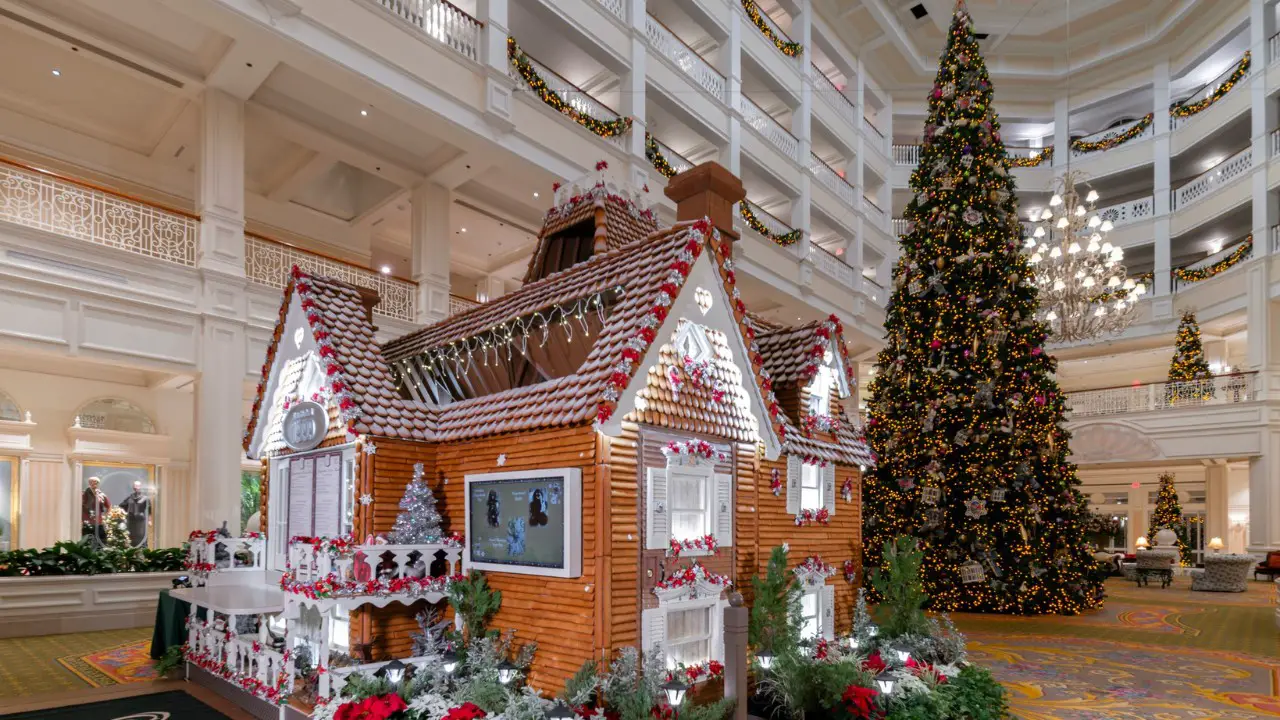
[1025,171,1141,342]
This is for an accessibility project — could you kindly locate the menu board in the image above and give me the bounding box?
[288,457,314,538]
[312,454,343,538]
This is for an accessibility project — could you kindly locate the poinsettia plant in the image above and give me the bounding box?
[334,693,409,720]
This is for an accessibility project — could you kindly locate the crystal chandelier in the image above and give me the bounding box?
[1024,171,1144,342]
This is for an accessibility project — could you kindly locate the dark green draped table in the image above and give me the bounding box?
[149,589,205,658]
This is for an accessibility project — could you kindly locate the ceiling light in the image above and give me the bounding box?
[1049,194,1062,207]
[533,192,540,198]
[51,69,61,77]
[360,109,369,117]
[1086,190,1099,203]
[1208,239,1223,254]
[380,265,391,274]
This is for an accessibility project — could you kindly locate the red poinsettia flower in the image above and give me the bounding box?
[443,702,487,720]
[840,685,881,719]
[860,650,886,674]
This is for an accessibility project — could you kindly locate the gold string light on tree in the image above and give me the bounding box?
[1170,52,1250,118]
[863,0,1102,616]
[1166,310,1215,403]
[507,38,633,139]
[740,0,803,57]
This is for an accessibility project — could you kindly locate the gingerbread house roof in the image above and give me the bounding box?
[521,185,661,283]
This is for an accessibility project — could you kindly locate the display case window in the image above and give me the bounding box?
[0,457,16,551]
[75,398,156,434]
[80,462,156,548]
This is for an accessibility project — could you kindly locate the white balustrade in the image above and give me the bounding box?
[1272,32,1280,66]
[811,64,857,127]
[742,201,796,238]
[592,0,625,20]
[510,52,629,152]
[1095,195,1155,228]
[810,244,856,289]
[1172,238,1253,292]
[892,144,921,166]
[1171,148,1253,210]
[739,96,799,160]
[373,0,481,63]
[0,159,197,266]
[863,117,887,149]
[646,16,728,105]
[863,195,886,224]
[1066,373,1258,418]
[651,136,695,175]
[245,235,417,322]
[187,615,293,703]
[808,153,856,206]
[892,218,909,237]
[285,539,462,602]
[186,535,266,587]
[1070,118,1155,158]
[749,6,800,63]
[449,294,480,316]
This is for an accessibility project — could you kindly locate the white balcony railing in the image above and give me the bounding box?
[808,153,856,206]
[373,0,482,63]
[740,96,799,161]
[1067,373,1258,418]
[811,64,857,127]
[863,117,887,147]
[810,243,857,290]
[449,294,480,316]
[246,234,417,322]
[185,534,266,586]
[646,15,728,105]
[863,195,886,224]
[749,5,799,63]
[1070,118,1155,158]
[892,144,920,166]
[283,538,463,604]
[510,52,628,151]
[892,217,908,237]
[186,620,293,705]
[650,135,695,175]
[0,158,197,266]
[1172,237,1253,292]
[1095,196,1155,228]
[1171,147,1253,211]
[592,0,625,21]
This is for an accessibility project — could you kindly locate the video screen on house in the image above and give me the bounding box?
[468,476,567,569]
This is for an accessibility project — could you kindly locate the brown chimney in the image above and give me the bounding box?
[664,162,746,242]
[353,286,381,327]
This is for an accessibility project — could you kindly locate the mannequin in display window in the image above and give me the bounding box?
[81,476,110,546]
[120,480,151,548]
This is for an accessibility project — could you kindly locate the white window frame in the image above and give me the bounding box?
[668,466,713,543]
[643,595,727,672]
[663,598,717,669]
[798,583,836,641]
[800,463,823,512]
[647,460,733,552]
[807,365,837,417]
[799,587,821,641]
[786,456,837,518]
[267,443,357,572]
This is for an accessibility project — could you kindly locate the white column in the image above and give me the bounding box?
[854,59,867,275]
[194,89,248,534]
[1128,483,1147,548]
[1052,98,1069,167]
[1152,61,1173,301]
[1252,0,1277,254]
[623,0,648,186]
[1249,430,1280,551]
[792,0,813,261]
[412,183,453,323]
[477,275,506,303]
[1204,461,1229,550]
[477,0,514,129]
[721,11,743,175]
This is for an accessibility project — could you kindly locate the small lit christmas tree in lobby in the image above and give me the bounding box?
[389,462,443,544]
[1167,310,1214,402]
[1147,472,1190,565]
[862,0,1102,615]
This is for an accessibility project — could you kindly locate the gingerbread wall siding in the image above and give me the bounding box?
[605,426,641,652]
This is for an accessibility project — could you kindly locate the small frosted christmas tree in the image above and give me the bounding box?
[389,462,443,544]
[1167,310,1214,402]
[1147,473,1190,565]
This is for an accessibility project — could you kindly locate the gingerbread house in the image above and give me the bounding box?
[240,162,872,698]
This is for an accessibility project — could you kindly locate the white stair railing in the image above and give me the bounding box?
[1171,147,1253,210]
[645,15,728,105]
[1095,196,1155,228]
[1066,373,1258,418]
[374,0,481,63]
[808,153,856,206]
[739,96,799,160]
[892,144,920,166]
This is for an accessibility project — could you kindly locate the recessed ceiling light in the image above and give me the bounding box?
[51,69,61,77]
[360,109,369,117]
[533,192,539,198]
[461,227,467,233]
[909,3,927,19]
[380,265,391,274]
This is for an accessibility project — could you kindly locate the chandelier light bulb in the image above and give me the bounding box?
[1101,242,1113,253]
[1091,233,1103,243]
[1033,226,1046,238]
[1122,278,1135,289]
[1135,284,1147,295]
[1053,279,1066,291]
[1087,240,1100,252]
[1095,307,1106,317]
[1111,247,1124,260]
[1108,276,1121,287]
[1049,247,1062,258]
[1029,252,1042,263]
[1087,216,1102,228]
[1056,217,1069,229]
[1067,242,1080,254]
[1024,236,1038,248]
[1075,205,1086,217]
[1082,276,1095,288]
[1099,220,1114,232]
[1049,194,1062,206]
[1086,190,1099,203]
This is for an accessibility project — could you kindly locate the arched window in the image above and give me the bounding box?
[75,398,156,434]
[0,391,21,422]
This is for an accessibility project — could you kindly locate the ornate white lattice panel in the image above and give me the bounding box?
[244,235,417,322]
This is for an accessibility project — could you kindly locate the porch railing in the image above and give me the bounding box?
[646,15,728,104]
[246,234,418,322]
[0,158,197,266]
[1066,373,1258,417]
[1171,147,1253,211]
[1095,195,1155,227]
[511,51,628,150]
[373,0,482,63]
[284,538,462,598]
[811,64,856,126]
[740,96,799,160]
[808,153,856,206]
[892,144,920,166]
[186,535,266,587]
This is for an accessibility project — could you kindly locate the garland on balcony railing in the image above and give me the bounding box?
[1171,52,1251,119]
[740,0,802,57]
[739,201,802,247]
[645,133,678,179]
[508,38,633,139]
[1070,114,1153,154]
[1172,236,1252,283]
[1009,146,1053,168]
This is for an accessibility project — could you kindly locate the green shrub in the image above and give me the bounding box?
[0,541,185,576]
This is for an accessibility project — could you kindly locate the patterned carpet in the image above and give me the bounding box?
[951,577,1280,719]
[0,628,154,698]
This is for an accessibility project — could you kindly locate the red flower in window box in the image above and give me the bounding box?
[860,650,886,674]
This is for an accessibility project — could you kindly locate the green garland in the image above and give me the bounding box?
[507,38,633,139]
[1071,114,1153,154]
[1171,52,1250,118]
[739,200,802,247]
[1172,236,1252,283]
[645,133,677,178]
[740,0,803,57]
[1009,146,1052,168]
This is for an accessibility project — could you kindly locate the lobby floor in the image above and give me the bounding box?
[951,577,1280,719]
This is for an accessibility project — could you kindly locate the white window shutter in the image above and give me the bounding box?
[820,584,836,640]
[823,464,837,516]
[711,598,728,661]
[786,455,802,514]
[647,467,670,550]
[714,472,734,547]
[641,607,666,656]
[271,462,290,570]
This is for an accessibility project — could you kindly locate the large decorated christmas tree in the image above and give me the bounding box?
[863,1,1102,615]
[1147,472,1191,564]
[1167,310,1214,402]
